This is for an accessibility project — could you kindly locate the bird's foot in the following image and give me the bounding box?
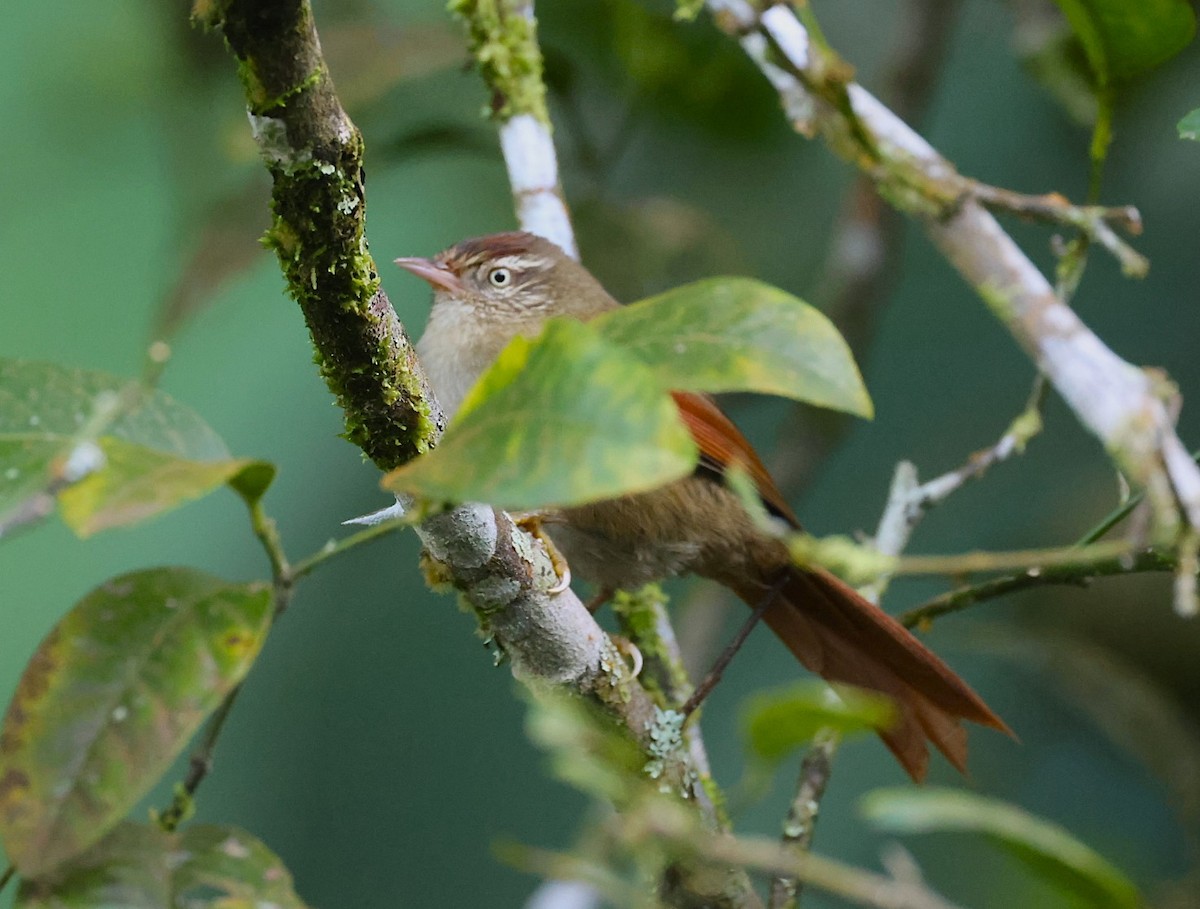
[609,634,644,678]
[511,511,572,595]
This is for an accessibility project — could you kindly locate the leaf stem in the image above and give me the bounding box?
[290,515,411,581]
[157,684,245,833]
[247,498,290,585]
[0,864,14,896]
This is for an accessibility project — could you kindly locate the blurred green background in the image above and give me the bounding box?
[3,0,1200,906]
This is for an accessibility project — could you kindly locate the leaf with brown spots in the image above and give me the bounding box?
[0,569,272,876]
[17,821,310,908]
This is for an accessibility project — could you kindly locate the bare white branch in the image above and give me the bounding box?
[500,113,578,260]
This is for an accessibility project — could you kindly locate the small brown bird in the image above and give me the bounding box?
[397,231,1010,781]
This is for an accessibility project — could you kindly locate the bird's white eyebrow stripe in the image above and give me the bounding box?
[489,254,548,271]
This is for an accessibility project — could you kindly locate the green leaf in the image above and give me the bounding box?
[16,821,309,909]
[1051,0,1195,84]
[742,681,894,763]
[0,360,273,538]
[860,788,1141,909]
[383,318,697,510]
[593,277,873,418]
[0,568,273,876]
[1179,108,1200,141]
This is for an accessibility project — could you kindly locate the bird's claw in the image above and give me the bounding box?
[512,511,572,595]
[609,634,644,679]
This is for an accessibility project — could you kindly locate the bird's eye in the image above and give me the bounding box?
[487,267,512,288]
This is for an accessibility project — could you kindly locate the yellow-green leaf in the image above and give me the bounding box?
[0,569,272,876]
[1052,0,1195,84]
[593,277,873,418]
[742,681,894,763]
[16,822,309,909]
[1179,107,1200,141]
[384,318,697,510]
[861,787,1141,909]
[0,360,273,538]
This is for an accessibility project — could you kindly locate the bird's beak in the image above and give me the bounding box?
[394,256,462,294]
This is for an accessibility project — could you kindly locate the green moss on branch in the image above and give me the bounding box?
[208,0,441,470]
[449,0,550,123]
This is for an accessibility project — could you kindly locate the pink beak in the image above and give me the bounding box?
[394,256,462,294]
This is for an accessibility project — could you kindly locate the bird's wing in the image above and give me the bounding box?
[671,390,800,528]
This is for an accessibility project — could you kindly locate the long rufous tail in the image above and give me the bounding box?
[732,566,1011,781]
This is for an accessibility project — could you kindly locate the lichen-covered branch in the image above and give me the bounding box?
[450,0,577,257]
[706,0,1200,561]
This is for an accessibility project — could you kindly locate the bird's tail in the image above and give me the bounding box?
[730,565,1011,781]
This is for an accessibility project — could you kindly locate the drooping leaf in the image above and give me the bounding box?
[383,318,697,510]
[593,277,873,418]
[16,821,309,909]
[860,788,1141,909]
[0,569,273,876]
[0,360,273,538]
[1179,108,1200,141]
[742,681,894,763]
[1051,0,1195,84]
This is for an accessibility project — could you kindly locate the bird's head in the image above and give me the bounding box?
[395,231,614,329]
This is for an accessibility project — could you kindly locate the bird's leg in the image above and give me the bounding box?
[585,586,614,614]
[680,574,789,717]
[511,511,572,594]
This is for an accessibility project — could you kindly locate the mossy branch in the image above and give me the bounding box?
[449,0,550,123]
[200,0,441,470]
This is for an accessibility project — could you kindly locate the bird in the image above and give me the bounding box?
[396,230,1011,781]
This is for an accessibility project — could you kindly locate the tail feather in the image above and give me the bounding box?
[733,565,1010,781]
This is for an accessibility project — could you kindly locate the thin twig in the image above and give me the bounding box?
[900,448,1200,627]
[451,0,576,257]
[860,378,1045,603]
[970,184,1146,277]
[643,819,966,909]
[768,732,839,909]
[0,864,14,896]
[247,497,290,590]
[900,546,1176,629]
[156,684,245,833]
[290,515,411,580]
